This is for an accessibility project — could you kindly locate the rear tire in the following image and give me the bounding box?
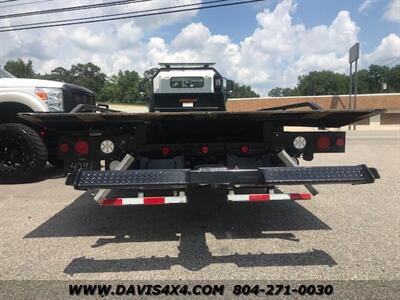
[48,156,64,168]
[0,123,48,183]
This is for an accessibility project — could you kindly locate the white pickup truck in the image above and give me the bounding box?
[0,65,95,183]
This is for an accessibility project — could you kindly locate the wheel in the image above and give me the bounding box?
[48,156,64,168]
[0,123,48,183]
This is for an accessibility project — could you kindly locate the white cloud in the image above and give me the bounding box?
[364,33,400,65]
[0,0,202,73]
[130,1,362,92]
[172,23,211,50]
[0,0,399,96]
[358,0,377,12]
[70,27,108,51]
[384,0,400,22]
[117,21,143,45]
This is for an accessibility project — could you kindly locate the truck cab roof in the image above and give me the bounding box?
[147,63,229,112]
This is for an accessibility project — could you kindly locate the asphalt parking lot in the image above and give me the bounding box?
[1,134,399,281]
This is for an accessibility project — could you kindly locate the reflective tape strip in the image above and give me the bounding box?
[164,196,187,204]
[228,193,312,202]
[101,195,187,206]
[249,194,270,201]
[123,197,146,205]
[289,193,312,200]
[143,197,165,205]
[101,193,310,206]
[102,198,123,206]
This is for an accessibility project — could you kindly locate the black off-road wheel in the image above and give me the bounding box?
[48,156,64,168]
[0,123,48,183]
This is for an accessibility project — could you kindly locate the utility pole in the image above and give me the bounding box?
[349,42,360,130]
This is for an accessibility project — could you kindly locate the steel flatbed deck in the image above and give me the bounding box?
[19,109,384,129]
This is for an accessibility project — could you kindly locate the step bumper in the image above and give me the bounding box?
[66,165,379,190]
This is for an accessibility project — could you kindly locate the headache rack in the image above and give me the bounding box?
[159,62,216,68]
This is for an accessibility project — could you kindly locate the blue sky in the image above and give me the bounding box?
[160,0,398,53]
[1,0,399,94]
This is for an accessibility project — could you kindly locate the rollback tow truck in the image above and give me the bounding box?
[18,63,382,206]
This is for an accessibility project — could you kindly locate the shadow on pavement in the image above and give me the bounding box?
[26,188,336,274]
[64,249,336,275]
[0,164,65,185]
[26,188,330,239]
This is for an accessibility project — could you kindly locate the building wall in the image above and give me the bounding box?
[227,93,400,131]
[381,113,400,125]
[227,93,400,111]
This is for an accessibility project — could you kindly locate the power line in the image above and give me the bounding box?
[0,0,264,32]
[0,0,19,3]
[0,0,152,19]
[382,56,400,66]
[0,0,70,9]
[0,0,54,9]
[0,0,230,29]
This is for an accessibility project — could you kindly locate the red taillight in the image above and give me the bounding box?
[74,140,89,155]
[201,146,209,154]
[240,145,249,153]
[336,138,345,147]
[59,143,69,153]
[317,136,331,150]
[161,146,171,156]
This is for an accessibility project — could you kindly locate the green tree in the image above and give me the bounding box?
[268,87,284,97]
[268,65,400,97]
[41,67,73,83]
[136,68,160,103]
[364,64,390,93]
[386,64,400,91]
[4,59,36,78]
[69,63,107,95]
[98,70,142,103]
[230,82,259,98]
[39,62,107,94]
[268,87,298,97]
[296,70,348,95]
[354,69,371,94]
[143,67,158,79]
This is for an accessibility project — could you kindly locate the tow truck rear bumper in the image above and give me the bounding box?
[66,165,380,190]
